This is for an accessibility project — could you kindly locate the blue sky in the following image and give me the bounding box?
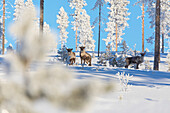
[1,0,158,52]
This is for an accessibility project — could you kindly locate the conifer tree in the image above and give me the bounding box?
[14,0,25,51]
[68,0,87,51]
[134,0,146,52]
[57,7,69,48]
[147,0,170,53]
[78,10,95,51]
[104,0,130,51]
[0,17,2,54]
[2,0,5,55]
[40,0,44,32]
[92,0,106,56]
[14,0,25,21]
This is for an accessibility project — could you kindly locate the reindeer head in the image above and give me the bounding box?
[79,46,85,52]
[140,51,146,56]
[66,48,73,54]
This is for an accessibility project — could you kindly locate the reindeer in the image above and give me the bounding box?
[66,48,76,65]
[79,46,91,66]
[125,51,146,69]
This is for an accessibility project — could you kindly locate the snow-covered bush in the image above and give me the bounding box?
[6,44,14,53]
[144,60,152,70]
[109,41,128,67]
[109,53,126,67]
[117,72,133,92]
[120,41,129,57]
[98,53,111,66]
[98,44,113,66]
[57,45,68,62]
[98,42,127,67]
[167,52,170,71]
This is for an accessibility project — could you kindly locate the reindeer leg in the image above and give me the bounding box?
[73,58,75,63]
[125,59,129,68]
[89,58,91,66]
[81,58,82,65]
[136,64,139,69]
[71,59,73,65]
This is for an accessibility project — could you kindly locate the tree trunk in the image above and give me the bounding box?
[40,0,44,32]
[142,3,144,52]
[2,0,5,55]
[154,0,160,70]
[98,4,101,57]
[161,33,164,53]
[75,27,77,51]
[116,23,118,51]
[161,25,164,53]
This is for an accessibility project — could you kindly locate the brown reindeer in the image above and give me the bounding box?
[79,46,91,66]
[66,48,76,65]
[125,51,146,69]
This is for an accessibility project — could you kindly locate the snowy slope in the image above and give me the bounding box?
[66,52,170,113]
[1,52,170,113]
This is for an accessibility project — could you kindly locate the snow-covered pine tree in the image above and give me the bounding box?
[134,0,146,52]
[68,0,87,51]
[78,9,95,51]
[120,40,129,57]
[0,17,2,54]
[25,0,37,20]
[14,0,25,21]
[13,0,25,51]
[92,0,106,56]
[2,0,5,54]
[40,0,44,32]
[25,0,34,9]
[56,7,69,48]
[103,0,130,51]
[147,0,170,53]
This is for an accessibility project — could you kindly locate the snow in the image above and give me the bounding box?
[65,52,170,113]
[2,52,170,113]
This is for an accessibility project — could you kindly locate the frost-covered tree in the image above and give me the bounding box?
[120,40,129,57]
[13,0,25,21]
[147,0,170,53]
[40,0,44,32]
[0,17,3,54]
[103,0,130,51]
[57,7,69,48]
[134,0,146,52]
[68,0,87,51]
[2,0,5,54]
[0,0,13,54]
[78,10,95,51]
[68,0,95,51]
[92,0,106,56]
[25,0,36,18]
[13,0,25,51]
[25,0,34,8]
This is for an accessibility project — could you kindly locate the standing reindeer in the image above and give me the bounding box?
[66,48,76,65]
[125,51,146,69]
[79,46,91,66]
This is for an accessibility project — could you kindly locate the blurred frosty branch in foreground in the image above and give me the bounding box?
[0,7,114,113]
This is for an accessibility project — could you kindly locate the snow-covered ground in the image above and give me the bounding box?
[67,52,170,113]
[1,52,170,113]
